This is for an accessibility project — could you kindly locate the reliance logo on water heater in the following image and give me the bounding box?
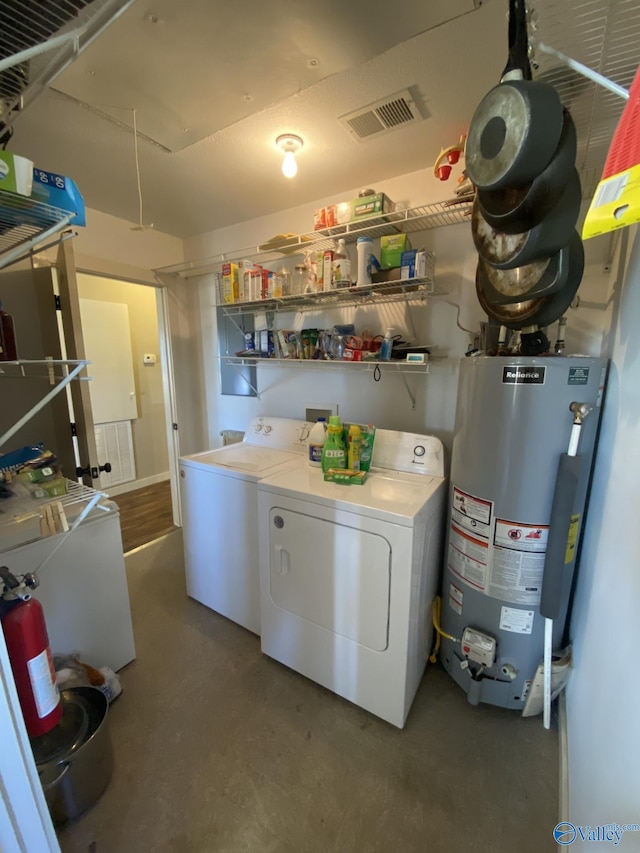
[502,366,546,385]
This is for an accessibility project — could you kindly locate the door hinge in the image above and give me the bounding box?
[54,294,62,311]
[70,423,77,437]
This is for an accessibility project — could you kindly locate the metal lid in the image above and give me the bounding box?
[31,695,88,765]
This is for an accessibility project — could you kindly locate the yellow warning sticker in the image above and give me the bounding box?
[565,514,581,564]
[583,163,640,240]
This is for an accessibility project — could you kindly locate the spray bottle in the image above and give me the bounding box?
[321,416,346,472]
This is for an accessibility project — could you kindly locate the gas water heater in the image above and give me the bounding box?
[440,355,607,709]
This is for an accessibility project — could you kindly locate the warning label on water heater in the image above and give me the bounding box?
[489,518,549,605]
[448,522,489,593]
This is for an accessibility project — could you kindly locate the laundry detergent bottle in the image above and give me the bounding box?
[307,418,327,467]
[321,416,346,472]
[347,424,362,471]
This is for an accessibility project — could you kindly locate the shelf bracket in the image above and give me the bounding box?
[226,361,260,398]
[398,368,417,410]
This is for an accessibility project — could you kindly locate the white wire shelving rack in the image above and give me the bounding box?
[155,199,473,282]
[0,0,136,131]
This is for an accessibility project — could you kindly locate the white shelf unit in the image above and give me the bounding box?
[221,356,430,409]
[0,190,76,272]
[0,0,136,133]
[155,198,473,281]
[218,274,440,316]
[155,196,472,407]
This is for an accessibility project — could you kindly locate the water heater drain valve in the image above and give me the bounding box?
[461,627,497,667]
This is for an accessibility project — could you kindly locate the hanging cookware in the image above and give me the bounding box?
[472,169,581,270]
[477,109,578,234]
[475,232,584,330]
[465,0,564,191]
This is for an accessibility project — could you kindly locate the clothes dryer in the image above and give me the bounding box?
[257,429,446,727]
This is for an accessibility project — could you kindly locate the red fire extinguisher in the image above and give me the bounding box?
[2,598,62,738]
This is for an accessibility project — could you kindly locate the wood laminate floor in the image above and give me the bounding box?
[113,480,176,553]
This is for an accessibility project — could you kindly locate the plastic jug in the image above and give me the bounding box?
[307,418,326,467]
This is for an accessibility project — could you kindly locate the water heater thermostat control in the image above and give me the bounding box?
[461,627,497,667]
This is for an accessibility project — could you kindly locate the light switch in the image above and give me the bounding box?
[143,353,156,366]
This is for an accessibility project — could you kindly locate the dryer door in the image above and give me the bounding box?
[267,508,391,651]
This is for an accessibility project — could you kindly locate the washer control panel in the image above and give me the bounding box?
[245,418,312,452]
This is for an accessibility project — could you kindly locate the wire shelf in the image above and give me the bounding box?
[155,199,472,280]
[0,477,108,552]
[0,0,135,129]
[0,190,75,269]
[221,356,430,375]
[218,273,442,316]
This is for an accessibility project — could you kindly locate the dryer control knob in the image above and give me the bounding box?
[254,423,262,431]
[264,425,272,434]
[414,445,426,457]
[273,516,284,529]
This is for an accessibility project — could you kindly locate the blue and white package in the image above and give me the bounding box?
[31,168,86,226]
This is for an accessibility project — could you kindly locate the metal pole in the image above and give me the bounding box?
[0,362,86,450]
[536,42,630,101]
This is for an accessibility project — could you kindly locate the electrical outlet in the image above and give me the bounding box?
[143,353,157,366]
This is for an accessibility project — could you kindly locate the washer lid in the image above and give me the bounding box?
[180,444,301,476]
[258,466,444,525]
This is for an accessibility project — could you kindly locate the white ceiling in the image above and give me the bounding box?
[8,0,640,239]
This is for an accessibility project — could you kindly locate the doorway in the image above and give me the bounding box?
[75,272,180,546]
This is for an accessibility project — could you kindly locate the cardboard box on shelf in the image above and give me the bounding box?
[335,201,352,225]
[0,152,34,196]
[221,263,239,303]
[351,192,395,222]
[380,234,411,269]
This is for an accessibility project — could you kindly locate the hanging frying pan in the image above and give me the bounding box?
[475,232,584,330]
[477,109,578,234]
[472,169,581,270]
[465,0,564,191]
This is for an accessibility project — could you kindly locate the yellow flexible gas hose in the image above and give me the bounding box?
[429,596,459,664]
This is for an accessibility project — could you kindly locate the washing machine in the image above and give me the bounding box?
[179,417,310,634]
[257,429,447,728]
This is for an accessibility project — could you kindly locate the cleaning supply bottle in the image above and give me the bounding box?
[356,236,373,286]
[321,416,346,472]
[307,417,327,467]
[347,424,362,472]
[380,328,394,362]
[0,301,18,361]
[332,239,351,288]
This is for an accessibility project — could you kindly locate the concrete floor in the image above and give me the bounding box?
[59,530,559,853]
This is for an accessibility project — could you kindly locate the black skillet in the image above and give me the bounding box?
[472,169,581,269]
[465,0,564,191]
[475,231,584,330]
[477,109,578,234]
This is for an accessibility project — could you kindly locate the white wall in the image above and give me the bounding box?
[566,225,640,839]
[184,169,613,453]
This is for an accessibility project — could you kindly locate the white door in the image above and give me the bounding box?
[267,507,391,651]
[79,298,138,423]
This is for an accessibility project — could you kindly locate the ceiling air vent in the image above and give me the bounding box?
[339,89,425,141]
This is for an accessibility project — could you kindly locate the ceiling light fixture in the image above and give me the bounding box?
[276,134,303,179]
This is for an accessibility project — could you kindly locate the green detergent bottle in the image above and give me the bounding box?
[321,416,346,472]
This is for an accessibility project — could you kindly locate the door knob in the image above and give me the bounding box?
[76,463,112,479]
